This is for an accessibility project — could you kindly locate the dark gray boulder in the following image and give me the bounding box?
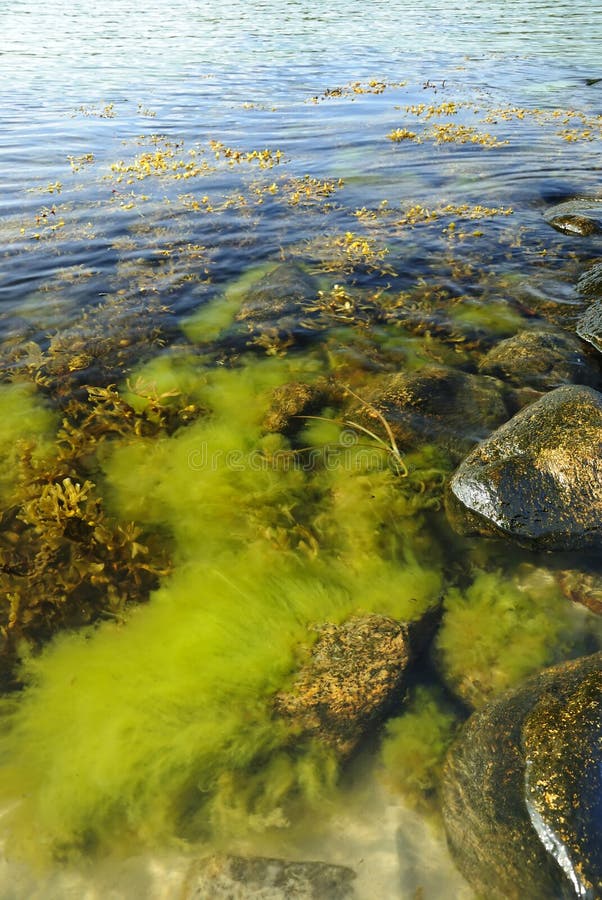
[186,854,356,899]
[442,652,602,900]
[479,329,599,391]
[446,384,602,551]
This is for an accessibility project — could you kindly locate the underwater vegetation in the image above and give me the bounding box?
[0,351,449,862]
[379,684,458,813]
[1,66,602,878]
[0,287,599,866]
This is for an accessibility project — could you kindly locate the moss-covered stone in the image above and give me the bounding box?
[262,379,344,435]
[274,611,439,757]
[544,199,602,237]
[548,214,601,236]
[446,384,602,551]
[441,652,602,900]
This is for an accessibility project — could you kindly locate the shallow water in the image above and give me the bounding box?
[1,1,602,897]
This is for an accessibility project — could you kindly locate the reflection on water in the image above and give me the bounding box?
[0,1,602,897]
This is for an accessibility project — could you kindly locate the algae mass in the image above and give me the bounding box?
[0,352,447,862]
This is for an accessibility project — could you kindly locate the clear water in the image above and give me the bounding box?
[1,2,602,897]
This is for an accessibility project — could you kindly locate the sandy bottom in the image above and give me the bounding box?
[0,768,473,899]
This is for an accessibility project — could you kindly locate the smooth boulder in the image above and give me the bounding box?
[442,652,602,900]
[446,384,602,551]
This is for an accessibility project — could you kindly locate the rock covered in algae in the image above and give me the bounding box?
[441,652,602,900]
[218,262,326,353]
[358,366,509,461]
[478,329,600,392]
[183,854,356,899]
[236,263,320,323]
[446,384,602,551]
[274,612,439,757]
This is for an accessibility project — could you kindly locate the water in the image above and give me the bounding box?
[1,2,602,897]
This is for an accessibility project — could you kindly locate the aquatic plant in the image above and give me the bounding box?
[0,380,174,679]
[379,684,459,813]
[0,353,447,862]
[435,567,594,709]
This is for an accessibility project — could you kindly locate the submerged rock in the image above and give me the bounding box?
[358,366,509,461]
[446,384,602,551]
[220,262,326,353]
[556,568,602,616]
[274,612,438,757]
[577,262,602,299]
[544,199,602,237]
[442,652,602,900]
[206,262,328,358]
[478,329,600,391]
[185,854,356,899]
[577,301,602,354]
[236,263,320,323]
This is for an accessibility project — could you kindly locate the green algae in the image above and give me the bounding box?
[379,684,459,813]
[0,382,57,500]
[435,567,593,709]
[181,262,278,344]
[0,352,445,864]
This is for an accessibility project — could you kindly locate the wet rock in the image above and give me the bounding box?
[446,384,602,551]
[544,199,602,236]
[549,214,600,236]
[184,854,356,899]
[577,262,602,299]
[274,612,439,757]
[577,300,602,354]
[479,329,600,391]
[556,568,602,616]
[357,366,509,461]
[442,652,602,900]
